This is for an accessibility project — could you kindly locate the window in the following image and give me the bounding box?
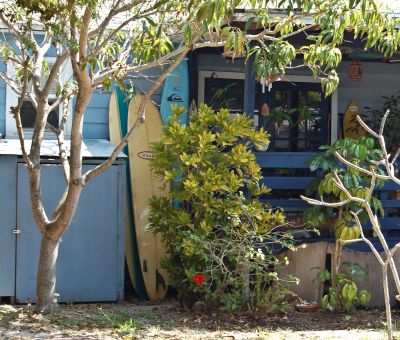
[265,82,331,152]
[5,58,73,138]
[198,71,245,112]
[203,73,245,114]
[199,72,338,149]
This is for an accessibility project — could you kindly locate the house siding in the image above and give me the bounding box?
[83,91,111,139]
[337,60,400,113]
[0,60,5,136]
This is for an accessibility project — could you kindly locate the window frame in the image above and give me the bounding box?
[5,58,73,139]
[266,81,329,152]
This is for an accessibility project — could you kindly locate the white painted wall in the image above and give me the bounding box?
[336,60,400,114]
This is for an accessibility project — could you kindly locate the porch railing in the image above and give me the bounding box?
[255,151,400,250]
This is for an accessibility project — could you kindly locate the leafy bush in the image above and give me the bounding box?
[305,137,385,239]
[316,262,372,312]
[149,105,294,311]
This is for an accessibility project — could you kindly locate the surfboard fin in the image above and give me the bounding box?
[156,269,166,292]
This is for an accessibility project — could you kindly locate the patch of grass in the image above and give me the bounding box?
[49,314,88,329]
[95,309,139,336]
[141,311,157,321]
[0,310,20,324]
[48,308,139,336]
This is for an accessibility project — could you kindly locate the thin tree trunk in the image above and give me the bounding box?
[383,265,393,340]
[35,233,61,313]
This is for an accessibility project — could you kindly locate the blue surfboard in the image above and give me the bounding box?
[160,59,190,125]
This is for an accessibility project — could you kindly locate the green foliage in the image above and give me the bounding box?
[264,105,315,133]
[15,0,68,21]
[149,105,294,311]
[2,0,400,102]
[317,262,372,312]
[366,92,400,151]
[305,137,386,237]
[210,82,237,109]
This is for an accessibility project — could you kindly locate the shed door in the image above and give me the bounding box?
[16,162,123,303]
[0,156,17,297]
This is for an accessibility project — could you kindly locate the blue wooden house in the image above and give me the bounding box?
[0,15,400,305]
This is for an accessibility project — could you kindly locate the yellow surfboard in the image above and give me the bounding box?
[109,90,147,299]
[127,92,168,301]
[343,100,366,138]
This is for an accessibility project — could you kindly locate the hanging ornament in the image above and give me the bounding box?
[261,103,270,117]
[260,74,282,93]
[348,61,362,81]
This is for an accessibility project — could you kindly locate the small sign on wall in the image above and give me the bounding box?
[349,60,362,81]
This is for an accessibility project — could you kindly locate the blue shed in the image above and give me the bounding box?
[0,139,126,303]
[0,28,129,302]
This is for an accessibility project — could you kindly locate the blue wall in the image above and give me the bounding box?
[83,91,111,139]
[0,32,163,139]
[0,61,5,136]
[82,67,163,139]
[0,57,163,139]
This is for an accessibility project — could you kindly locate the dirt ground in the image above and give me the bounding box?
[0,300,398,339]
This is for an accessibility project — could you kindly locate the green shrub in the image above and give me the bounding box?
[149,105,294,311]
[305,137,386,238]
[316,262,372,312]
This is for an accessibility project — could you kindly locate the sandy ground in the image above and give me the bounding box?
[0,300,398,339]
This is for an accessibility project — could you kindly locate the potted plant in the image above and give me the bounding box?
[264,106,294,135]
[366,93,400,153]
[263,104,314,135]
[366,93,400,198]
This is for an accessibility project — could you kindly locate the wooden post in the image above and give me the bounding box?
[244,54,255,119]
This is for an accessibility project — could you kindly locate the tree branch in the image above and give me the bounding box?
[11,57,33,168]
[42,51,69,97]
[89,0,146,37]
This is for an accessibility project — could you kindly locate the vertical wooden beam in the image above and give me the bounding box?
[330,89,338,144]
[188,50,198,104]
[244,54,255,118]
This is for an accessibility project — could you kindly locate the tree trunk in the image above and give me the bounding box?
[35,233,61,313]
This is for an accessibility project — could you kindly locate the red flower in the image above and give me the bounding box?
[193,273,205,285]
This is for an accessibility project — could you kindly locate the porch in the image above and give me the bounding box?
[191,46,400,248]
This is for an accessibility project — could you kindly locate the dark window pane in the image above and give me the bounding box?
[20,100,59,129]
[204,77,244,113]
[299,90,321,108]
[274,139,289,151]
[274,89,291,109]
[307,116,322,139]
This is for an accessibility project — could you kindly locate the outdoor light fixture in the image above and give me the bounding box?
[51,292,60,312]
[53,292,60,304]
